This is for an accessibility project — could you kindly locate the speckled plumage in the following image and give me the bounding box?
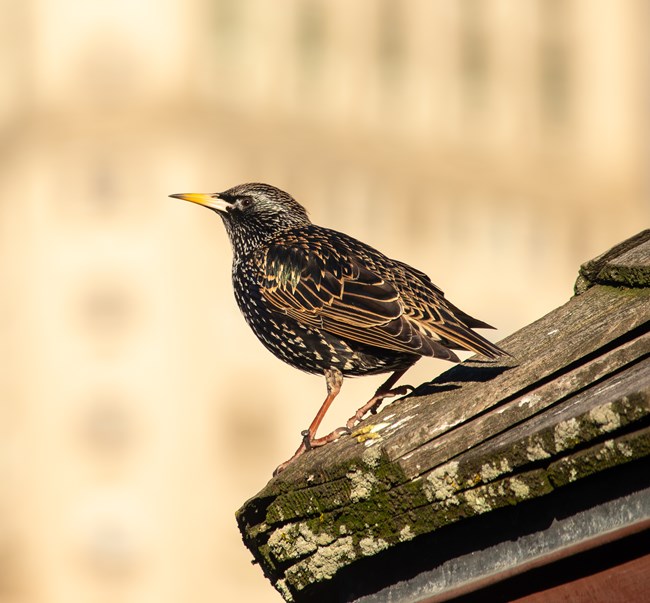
[171,183,509,473]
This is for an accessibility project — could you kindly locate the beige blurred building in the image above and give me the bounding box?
[0,1,646,602]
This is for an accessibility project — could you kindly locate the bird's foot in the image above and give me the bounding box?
[309,426,351,448]
[346,384,415,430]
[273,426,351,476]
[273,443,307,476]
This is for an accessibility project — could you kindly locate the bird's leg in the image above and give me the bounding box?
[346,368,414,430]
[273,368,346,476]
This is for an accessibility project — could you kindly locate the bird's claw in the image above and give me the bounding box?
[348,384,415,427]
[332,426,352,438]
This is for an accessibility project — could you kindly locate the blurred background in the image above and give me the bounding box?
[0,0,647,601]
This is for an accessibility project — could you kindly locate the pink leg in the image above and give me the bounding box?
[273,368,346,476]
[346,368,414,430]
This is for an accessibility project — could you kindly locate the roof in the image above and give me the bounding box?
[236,230,650,603]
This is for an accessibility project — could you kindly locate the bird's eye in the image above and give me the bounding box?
[239,197,252,209]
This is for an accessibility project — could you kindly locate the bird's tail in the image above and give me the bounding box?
[443,327,511,360]
[424,306,511,361]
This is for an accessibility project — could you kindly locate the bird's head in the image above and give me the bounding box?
[170,183,311,256]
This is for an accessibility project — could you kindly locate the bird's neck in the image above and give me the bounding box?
[224,220,290,260]
[227,226,266,258]
[223,217,310,259]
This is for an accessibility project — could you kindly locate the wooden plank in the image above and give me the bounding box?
[261,428,650,598]
[379,285,650,463]
[455,361,650,485]
[409,372,650,505]
[242,362,650,587]
[600,238,650,288]
[252,384,650,570]
[575,229,650,293]
[398,331,649,478]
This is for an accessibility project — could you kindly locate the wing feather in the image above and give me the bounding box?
[258,234,507,360]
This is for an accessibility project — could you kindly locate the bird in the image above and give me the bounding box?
[170,183,509,474]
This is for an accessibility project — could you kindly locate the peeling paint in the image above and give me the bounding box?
[354,415,414,444]
[386,415,414,431]
[518,394,541,408]
[235,279,650,601]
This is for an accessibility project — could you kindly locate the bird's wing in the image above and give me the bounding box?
[392,259,495,330]
[392,266,505,359]
[259,242,462,360]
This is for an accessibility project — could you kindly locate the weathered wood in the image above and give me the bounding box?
[447,363,650,488]
[236,231,650,602]
[399,329,649,478]
[575,228,650,293]
[417,370,650,505]
[253,378,650,570]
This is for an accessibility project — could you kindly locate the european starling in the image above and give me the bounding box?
[171,183,509,474]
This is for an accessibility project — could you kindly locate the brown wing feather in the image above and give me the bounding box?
[259,235,507,361]
[261,244,438,356]
[382,258,507,359]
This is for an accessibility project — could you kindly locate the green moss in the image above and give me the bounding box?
[443,393,649,491]
[261,447,409,528]
[268,463,555,592]
[575,231,650,291]
[548,428,650,487]
[599,266,650,288]
[265,477,352,525]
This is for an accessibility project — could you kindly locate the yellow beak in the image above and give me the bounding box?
[169,193,232,212]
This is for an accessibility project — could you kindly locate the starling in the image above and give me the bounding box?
[171,183,509,474]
